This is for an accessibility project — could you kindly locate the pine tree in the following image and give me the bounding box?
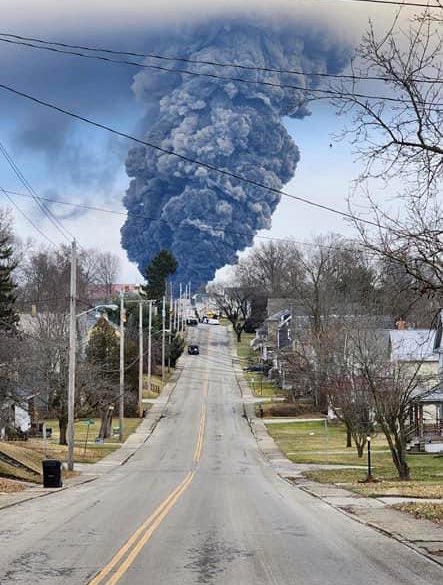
[0,233,18,332]
[142,250,178,300]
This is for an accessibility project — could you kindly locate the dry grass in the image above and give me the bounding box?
[0,477,28,493]
[392,502,443,525]
[0,417,143,482]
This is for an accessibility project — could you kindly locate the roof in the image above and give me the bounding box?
[414,386,443,404]
[389,329,437,362]
[266,309,291,323]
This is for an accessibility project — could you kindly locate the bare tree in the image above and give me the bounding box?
[350,328,436,480]
[332,9,442,294]
[236,240,302,297]
[23,311,70,444]
[209,284,251,342]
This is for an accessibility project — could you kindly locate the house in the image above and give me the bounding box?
[387,323,443,452]
[0,391,32,440]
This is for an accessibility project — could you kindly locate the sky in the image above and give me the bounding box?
[0,0,426,284]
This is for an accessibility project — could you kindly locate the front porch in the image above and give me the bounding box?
[407,387,443,453]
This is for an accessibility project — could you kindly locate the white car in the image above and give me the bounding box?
[207,318,220,325]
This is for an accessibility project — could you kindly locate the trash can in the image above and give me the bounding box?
[42,459,62,488]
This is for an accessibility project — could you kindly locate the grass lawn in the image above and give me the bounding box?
[267,420,443,497]
[391,502,443,525]
[0,416,143,484]
[235,333,283,398]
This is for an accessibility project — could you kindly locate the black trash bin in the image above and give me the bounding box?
[42,459,63,488]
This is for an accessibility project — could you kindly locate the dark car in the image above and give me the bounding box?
[244,364,270,373]
[188,344,200,355]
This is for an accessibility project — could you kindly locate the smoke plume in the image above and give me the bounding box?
[121,17,348,289]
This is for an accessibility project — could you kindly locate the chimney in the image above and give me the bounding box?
[396,318,407,330]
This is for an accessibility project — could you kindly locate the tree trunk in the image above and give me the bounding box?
[59,417,67,446]
[236,330,242,342]
[98,409,112,439]
[346,424,352,448]
[356,442,364,458]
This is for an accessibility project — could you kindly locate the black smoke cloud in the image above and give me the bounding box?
[121,18,349,288]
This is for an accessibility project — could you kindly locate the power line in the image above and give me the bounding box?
[0,141,75,242]
[0,186,57,247]
[335,0,442,6]
[3,188,373,255]
[1,36,441,107]
[0,82,381,229]
[0,31,440,85]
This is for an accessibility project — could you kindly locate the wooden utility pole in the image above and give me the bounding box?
[119,291,125,442]
[161,296,166,385]
[67,240,77,472]
[168,291,173,372]
[138,300,144,417]
[147,300,152,395]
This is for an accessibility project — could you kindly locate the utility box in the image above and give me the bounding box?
[42,459,62,488]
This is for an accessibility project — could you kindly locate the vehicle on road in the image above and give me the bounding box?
[202,317,219,325]
[187,344,200,355]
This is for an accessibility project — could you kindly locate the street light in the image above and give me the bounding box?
[67,302,119,472]
[366,435,373,482]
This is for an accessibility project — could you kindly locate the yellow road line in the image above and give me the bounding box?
[88,473,192,585]
[105,471,196,585]
[88,369,209,585]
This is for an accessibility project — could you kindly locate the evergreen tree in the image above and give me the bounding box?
[143,250,178,300]
[0,232,18,331]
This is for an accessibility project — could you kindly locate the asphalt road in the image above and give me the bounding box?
[0,325,442,584]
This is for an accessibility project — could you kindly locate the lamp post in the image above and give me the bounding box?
[366,435,373,482]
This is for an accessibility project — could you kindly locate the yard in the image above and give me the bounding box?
[0,417,142,485]
[236,332,283,399]
[267,420,443,498]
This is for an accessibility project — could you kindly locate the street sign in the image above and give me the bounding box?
[83,419,95,426]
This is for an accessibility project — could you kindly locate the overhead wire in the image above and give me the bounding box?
[0,141,76,243]
[0,31,440,85]
[0,35,441,106]
[333,0,441,6]
[0,185,57,247]
[0,82,382,230]
[2,187,383,257]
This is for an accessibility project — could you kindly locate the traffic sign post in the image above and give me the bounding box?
[83,419,95,457]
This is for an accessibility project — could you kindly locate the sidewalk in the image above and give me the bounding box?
[230,330,443,567]
[0,362,185,512]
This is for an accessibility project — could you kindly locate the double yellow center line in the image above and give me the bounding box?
[89,375,209,585]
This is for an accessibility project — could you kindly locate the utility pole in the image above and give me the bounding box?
[161,295,166,385]
[119,291,125,442]
[67,240,77,472]
[179,283,182,332]
[147,300,152,395]
[174,299,178,332]
[168,291,173,372]
[138,300,144,417]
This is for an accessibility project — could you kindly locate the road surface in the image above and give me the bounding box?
[0,325,441,584]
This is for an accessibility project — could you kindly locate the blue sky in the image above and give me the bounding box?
[0,0,413,282]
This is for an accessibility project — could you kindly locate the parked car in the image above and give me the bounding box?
[186,318,198,326]
[244,364,269,373]
[188,344,200,355]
